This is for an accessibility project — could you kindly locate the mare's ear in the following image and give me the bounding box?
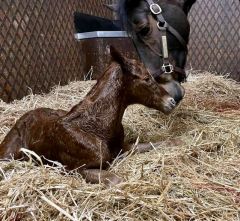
[104,4,118,11]
[178,0,197,15]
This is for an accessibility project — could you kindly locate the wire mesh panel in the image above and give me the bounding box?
[187,0,240,81]
[0,0,113,102]
[76,0,113,18]
[1,0,240,102]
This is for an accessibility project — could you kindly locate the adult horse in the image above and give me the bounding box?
[75,0,196,102]
[110,0,196,85]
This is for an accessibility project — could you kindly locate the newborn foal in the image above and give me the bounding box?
[0,47,183,185]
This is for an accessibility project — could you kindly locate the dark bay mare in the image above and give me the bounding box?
[112,0,197,84]
[75,0,196,103]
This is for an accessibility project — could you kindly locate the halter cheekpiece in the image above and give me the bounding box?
[145,0,187,80]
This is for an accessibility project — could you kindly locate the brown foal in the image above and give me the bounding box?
[0,46,184,185]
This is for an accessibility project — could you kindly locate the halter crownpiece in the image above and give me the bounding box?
[146,0,187,49]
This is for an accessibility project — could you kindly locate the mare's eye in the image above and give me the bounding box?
[138,26,150,36]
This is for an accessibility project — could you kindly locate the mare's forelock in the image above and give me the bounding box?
[117,0,141,30]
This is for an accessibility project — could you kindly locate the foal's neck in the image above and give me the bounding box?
[64,63,128,138]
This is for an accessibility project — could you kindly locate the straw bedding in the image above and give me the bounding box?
[0,72,239,221]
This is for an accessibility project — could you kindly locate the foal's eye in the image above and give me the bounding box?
[138,26,150,36]
[144,77,151,82]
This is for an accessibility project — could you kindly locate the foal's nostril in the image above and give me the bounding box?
[163,97,176,114]
[169,98,176,106]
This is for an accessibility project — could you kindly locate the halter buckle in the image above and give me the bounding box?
[150,3,162,15]
[162,63,173,74]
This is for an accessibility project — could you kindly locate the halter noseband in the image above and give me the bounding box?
[145,0,187,82]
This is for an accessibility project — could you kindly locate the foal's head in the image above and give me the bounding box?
[110,46,184,114]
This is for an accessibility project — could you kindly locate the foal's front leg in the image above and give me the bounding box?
[81,169,124,187]
[54,122,124,186]
[123,142,163,153]
[124,138,184,154]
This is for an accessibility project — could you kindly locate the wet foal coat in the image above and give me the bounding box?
[0,47,182,185]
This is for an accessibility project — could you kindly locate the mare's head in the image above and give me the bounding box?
[110,46,185,114]
[109,0,196,84]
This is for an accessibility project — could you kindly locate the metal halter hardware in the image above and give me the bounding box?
[149,3,162,14]
[162,63,173,74]
[157,21,166,30]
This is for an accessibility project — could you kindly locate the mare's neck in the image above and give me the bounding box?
[64,63,127,138]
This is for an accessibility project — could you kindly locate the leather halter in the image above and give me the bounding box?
[145,0,187,82]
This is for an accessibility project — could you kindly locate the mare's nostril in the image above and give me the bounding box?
[174,96,181,104]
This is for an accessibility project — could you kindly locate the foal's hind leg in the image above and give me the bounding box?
[0,108,66,160]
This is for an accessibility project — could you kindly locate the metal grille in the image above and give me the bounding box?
[0,0,112,102]
[187,0,240,81]
[1,0,239,102]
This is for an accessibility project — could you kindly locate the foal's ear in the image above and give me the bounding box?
[179,0,197,15]
[104,4,118,12]
[110,46,132,74]
[110,45,126,66]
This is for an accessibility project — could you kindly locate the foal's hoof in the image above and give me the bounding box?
[103,174,125,187]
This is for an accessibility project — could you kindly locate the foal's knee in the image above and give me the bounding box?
[89,143,112,168]
[97,147,112,165]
